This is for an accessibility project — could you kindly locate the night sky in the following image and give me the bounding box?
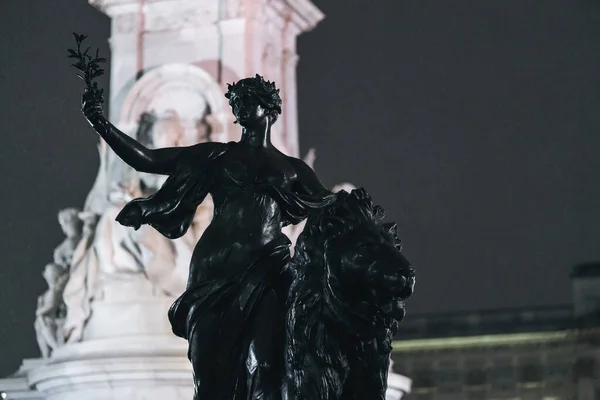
[0,0,599,377]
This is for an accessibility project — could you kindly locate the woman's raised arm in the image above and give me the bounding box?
[82,90,183,175]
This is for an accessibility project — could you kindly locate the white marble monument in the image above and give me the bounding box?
[0,1,410,399]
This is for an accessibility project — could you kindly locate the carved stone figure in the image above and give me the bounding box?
[87,187,147,297]
[53,208,83,268]
[33,207,83,354]
[137,199,212,297]
[35,263,69,358]
[134,111,158,147]
[61,211,99,343]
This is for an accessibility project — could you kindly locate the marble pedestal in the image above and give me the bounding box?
[28,336,192,400]
[28,280,193,400]
[0,359,46,399]
[82,279,178,340]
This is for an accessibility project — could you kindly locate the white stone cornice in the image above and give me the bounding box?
[283,0,324,32]
[265,0,324,33]
[89,0,141,17]
[93,0,323,32]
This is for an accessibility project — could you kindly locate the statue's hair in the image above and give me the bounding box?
[285,189,404,399]
[225,74,282,123]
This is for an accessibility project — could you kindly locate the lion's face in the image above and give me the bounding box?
[322,212,415,322]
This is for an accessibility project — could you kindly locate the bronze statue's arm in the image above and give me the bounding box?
[82,92,183,175]
[288,156,331,196]
[86,114,183,175]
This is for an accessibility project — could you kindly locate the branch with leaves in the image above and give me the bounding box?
[67,33,107,103]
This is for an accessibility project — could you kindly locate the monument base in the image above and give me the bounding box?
[2,355,410,399]
[82,280,177,340]
[27,336,192,400]
[0,359,46,399]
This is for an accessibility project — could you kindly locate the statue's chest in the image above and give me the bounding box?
[219,148,296,189]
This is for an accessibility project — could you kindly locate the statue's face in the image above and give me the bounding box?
[230,91,267,127]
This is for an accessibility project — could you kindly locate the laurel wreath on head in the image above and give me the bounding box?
[67,32,106,103]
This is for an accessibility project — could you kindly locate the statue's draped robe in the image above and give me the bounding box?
[116,143,334,398]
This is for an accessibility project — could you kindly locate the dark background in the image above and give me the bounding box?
[0,0,599,377]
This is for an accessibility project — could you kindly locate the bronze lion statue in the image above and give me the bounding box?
[284,188,415,400]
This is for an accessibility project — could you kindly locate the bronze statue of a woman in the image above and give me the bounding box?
[70,34,415,400]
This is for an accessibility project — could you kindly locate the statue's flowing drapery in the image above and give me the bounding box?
[116,143,335,398]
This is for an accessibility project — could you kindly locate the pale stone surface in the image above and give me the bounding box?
[0,359,47,399]
[386,360,412,400]
[28,337,193,400]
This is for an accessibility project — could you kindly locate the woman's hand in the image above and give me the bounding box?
[81,88,104,121]
[69,33,106,121]
[116,202,143,230]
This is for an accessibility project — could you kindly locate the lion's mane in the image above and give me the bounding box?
[285,188,411,400]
